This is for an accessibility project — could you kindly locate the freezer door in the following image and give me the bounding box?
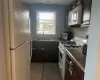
[11,42,30,80]
[9,2,31,48]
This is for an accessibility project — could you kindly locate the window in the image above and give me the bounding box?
[37,11,56,34]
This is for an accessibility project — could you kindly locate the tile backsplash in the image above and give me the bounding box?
[71,27,89,39]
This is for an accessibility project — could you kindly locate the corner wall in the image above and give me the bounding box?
[84,0,100,80]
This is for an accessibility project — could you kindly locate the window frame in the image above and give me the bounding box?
[36,10,56,35]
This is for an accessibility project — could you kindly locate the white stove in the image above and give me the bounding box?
[58,42,66,80]
[58,41,81,80]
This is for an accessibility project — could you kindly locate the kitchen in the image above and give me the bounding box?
[24,0,91,80]
[0,0,94,80]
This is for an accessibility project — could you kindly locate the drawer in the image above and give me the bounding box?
[66,55,84,80]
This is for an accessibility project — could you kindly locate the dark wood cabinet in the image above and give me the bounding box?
[31,41,59,62]
[43,42,59,62]
[82,0,92,24]
[32,41,44,62]
[65,55,84,80]
[77,0,82,5]
[71,0,77,9]
[68,0,92,26]
[68,4,82,26]
[70,0,82,10]
[65,61,79,80]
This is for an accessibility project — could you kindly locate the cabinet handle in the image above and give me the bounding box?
[70,61,73,65]
[30,41,32,60]
[43,48,44,50]
[33,48,36,50]
[69,67,72,76]
[41,48,43,50]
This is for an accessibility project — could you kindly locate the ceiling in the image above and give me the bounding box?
[21,0,73,5]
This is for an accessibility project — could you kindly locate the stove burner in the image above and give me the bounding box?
[63,43,81,48]
[61,41,81,48]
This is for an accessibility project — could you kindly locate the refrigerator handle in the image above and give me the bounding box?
[30,41,32,60]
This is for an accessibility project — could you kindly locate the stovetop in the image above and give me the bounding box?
[60,41,81,49]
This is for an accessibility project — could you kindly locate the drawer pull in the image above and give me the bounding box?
[69,67,73,76]
[33,48,36,50]
[70,61,73,65]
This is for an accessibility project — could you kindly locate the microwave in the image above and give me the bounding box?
[68,4,82,26]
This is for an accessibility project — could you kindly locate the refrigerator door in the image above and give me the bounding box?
[0,1,6,80]
[9,4,31,48]
[11,42,30,80]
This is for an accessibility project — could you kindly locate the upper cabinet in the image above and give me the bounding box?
[71,0,77,9]
[82,0,92,25]
[77,0,82,5]
[68,4,82,26]
[70,0,82,9]
[68,0,92,27]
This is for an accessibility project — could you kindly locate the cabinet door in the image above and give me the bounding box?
[65,61,69,80]
[82,0,92,24]
[31,41,36,62]
[65,62,79,80]
[67,55,84,80]
[43,41,59,62]
[31,41,44,62]
[31,41,59,62]
[35,41,44,62]
[77,0,82,5]
[68,11,73,26]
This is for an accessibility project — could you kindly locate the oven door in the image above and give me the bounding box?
[59,47,64,67]
[58,47,66,80]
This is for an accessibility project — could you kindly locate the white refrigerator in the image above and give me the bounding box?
[9,8,31,80]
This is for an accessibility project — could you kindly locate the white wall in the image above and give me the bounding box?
[84,0,100,80]
[23,4,68,40]
[71,27,89,39]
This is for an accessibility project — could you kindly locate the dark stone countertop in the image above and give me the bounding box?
[65,48,86,72]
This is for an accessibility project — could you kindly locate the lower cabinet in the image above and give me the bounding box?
[65,61,79,80]
[65,55,84,80]
[31,41,59,62]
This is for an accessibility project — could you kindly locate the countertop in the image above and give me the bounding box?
[32,38,67,42]
[65,48,86,72]
[32,39,86,72]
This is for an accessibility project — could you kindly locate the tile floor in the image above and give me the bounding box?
[30,63,62,80]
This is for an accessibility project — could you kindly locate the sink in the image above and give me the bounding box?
[33,39,57,41]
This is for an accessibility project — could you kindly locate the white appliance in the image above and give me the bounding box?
[68,4,82,26]
[9,6,31,80]
[0,1,6,80]
[58,42,66,80]
[61,33,68,41]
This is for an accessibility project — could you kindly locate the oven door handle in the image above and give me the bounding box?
[58,47,65,54]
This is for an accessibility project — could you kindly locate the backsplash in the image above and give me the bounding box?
[71,27,89,39]
[74,37,87,46]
